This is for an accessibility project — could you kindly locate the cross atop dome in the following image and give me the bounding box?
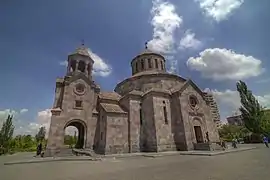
[145,41,148,49]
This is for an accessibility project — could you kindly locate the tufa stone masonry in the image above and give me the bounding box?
[45,44,221,157]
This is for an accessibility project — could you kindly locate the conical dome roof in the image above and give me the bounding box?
[69,45,90,57]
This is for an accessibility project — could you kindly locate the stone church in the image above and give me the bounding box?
[45,44,221,157]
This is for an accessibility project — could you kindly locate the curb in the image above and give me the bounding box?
[4,157,102,166]
[179,147,257,156]
[3,147,257,165]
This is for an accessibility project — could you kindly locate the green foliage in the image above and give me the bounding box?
[0,115,15,154]
[9,135,37,152]
[218,124,249,141]
[0,115,48,155]
[64,135,77,147]
[236,80,270,135]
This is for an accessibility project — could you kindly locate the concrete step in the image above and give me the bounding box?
[57,148,74,157]
[72,148,99,157]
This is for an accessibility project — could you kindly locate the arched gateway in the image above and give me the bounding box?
[45,43,221,157]
[64,119,86,149]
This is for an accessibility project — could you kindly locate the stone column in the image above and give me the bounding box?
[67,60,70,73]
[85,63,89,76]
[75,60,79,72]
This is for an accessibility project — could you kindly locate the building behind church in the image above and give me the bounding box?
[45,44,221,157]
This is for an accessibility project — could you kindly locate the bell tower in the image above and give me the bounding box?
[66,42,94,79]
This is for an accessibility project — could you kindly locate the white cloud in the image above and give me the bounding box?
[28,109,77,137]
[59,61,68,66]
[0,109,28,123]
[59,49,112,77]
[187,48,264,81]
[20,108,28,114]
[211,89,241,109]
[148,0,182,54]
[65,126,77,136]
[0,109,16,119]
[148,0,183,73]
[3,108,77,137]
[195,0,244,22]
[209,89,270,118]
[179,30,203,50]
[0,109,34,135]
[87,49,112,77]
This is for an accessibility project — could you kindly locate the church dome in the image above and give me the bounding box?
[131,43,166,75]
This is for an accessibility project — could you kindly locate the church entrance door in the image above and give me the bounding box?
[194,126,203,143]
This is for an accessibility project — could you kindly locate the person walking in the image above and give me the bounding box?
[232,138,237,148]
[263,136,269,148]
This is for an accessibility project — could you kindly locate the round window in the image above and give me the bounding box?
[74,83,86,95]
[189,96,198,108]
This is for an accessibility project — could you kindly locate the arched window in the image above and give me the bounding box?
[155,59,158,69]
[135,62,138,72]
[148,59,152,68]
[141,59,144,70]
[163,101,168,124]
[161,61,164,70]
[189,96,198,108]
[70,60,76,72]
[78,61,86,72]
[132,63,135,73]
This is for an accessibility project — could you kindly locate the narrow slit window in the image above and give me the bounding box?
[101,132,103,140]
[140,108,143,125]
[139,103,143,125]
[163,101,168,124]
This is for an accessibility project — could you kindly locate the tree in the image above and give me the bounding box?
[218,124,246,141]
[236,80,270,135]
[35,126,46,143]
[0,115,15,154]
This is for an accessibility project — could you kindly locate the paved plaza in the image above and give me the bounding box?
[1,144,270,180]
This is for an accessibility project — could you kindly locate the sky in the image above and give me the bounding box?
[0,0,270,136]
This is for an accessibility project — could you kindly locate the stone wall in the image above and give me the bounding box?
[171,93,187,150]
[179,84,220,150]
[105,114,129,154]
[142,94,157,152]
[45,115,66,156]
[152,96,175,152]
[45,78,100,156]
[125,98,141,153]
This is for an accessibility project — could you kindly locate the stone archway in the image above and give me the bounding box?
[64,119,87,149]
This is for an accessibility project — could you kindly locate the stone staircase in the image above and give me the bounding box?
[72,148,99,157]
[194,142,223,151]
[57,148,74,157]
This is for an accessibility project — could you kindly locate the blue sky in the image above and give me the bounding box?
[0,0,270,135]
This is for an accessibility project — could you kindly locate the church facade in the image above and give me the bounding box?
[45,44,221,157]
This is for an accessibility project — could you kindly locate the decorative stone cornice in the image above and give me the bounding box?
[114,72,186,93]
[51,108,62,116]
[142,88,172,97]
